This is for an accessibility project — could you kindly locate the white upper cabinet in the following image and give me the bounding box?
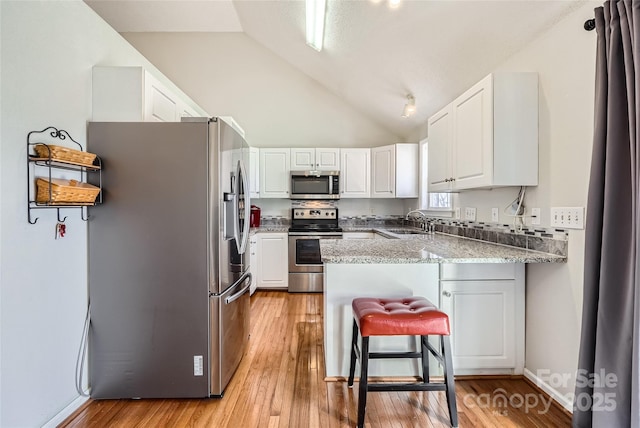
[249,147,260,199]
[395,144,419,198]
[428,72,538,192]
[92,66,204,122]
[427,106,454,192]
[371,144,419,198]
[290,148,341,171]
[259,148,290,198]
[340,148,370,198]
[371,145,395,197]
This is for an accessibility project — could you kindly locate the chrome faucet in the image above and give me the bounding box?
[405,209,427,221]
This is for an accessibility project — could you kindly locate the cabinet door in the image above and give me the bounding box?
[290,148,315,170]
[249,147,260,199]
[340,149,370,198]
[371,145,395,198]
[395,144,418,198]
[316,148,341,171]
[143,72,178,122]
[257,233,288,289]
[427,105,453,192]
[440,280,516,371]
[249,234,259,295]
[259,149,290,198]
[452,74,493,189]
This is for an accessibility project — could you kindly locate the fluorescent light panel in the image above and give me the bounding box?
[306,0,327,51]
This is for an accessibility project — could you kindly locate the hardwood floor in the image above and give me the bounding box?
[61,291,571,427]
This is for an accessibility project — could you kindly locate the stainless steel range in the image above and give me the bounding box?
[288,207,342,293]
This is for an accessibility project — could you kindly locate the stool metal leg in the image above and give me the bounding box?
[348,320,358,387]
[357,336,370,428]
[421,335,430,383]
[442,335,458,428]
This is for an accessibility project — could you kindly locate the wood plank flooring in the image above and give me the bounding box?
[61,291,571,427]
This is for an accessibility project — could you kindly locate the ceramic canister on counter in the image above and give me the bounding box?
[250,205,261,227]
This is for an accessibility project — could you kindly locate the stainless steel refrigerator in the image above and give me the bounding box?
[87,117,251,398]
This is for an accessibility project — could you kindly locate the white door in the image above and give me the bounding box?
[143,72,178,122]
[257,233,288,289]
[259,149,290,198]
[249,234,259,295]
[427,105,453,192]
[290,148,315,170]
[249,147,260,199]
[440,280,516,371]
[316,148,341,170]
[371,145,395,198]
[340,148,370,198]
[452,74,493,189]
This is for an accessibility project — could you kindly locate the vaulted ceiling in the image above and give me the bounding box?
[85,0,586,139]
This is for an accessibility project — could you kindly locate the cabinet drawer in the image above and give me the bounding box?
[441,263,516,280]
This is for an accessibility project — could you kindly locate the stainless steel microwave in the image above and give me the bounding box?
[290,171,340,200]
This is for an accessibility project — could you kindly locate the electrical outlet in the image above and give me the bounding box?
[464,207,476,221]
[491,208,499,223]
[454,207,460,219]
[550,207,584,229]
[531,208,541,225]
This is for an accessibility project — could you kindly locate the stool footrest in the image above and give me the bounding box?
[369,351,422,359]
[367,382,447,393]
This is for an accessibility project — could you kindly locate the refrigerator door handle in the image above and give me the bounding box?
[237,159,250,255]
[225,273,252,305]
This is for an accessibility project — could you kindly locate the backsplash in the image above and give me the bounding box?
[259,214,569,257]
[408,218,569,257]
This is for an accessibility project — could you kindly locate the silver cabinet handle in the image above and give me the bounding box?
[442,290,452,297]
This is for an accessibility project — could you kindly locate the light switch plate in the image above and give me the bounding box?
[491,208,499,223]
[454,208,460,219]
[465,207,476,221]
[550,207,584,229]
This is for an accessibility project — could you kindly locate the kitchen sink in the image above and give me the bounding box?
[381,229,427,235]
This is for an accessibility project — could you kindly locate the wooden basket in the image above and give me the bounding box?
[34,144,97,166]
[36,178,100,205]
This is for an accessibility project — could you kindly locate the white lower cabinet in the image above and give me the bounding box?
[249,234,259,295]
[256,233,288,289]
[439,263,525,375]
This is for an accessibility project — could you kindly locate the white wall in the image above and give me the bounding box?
[428,2,599,408]
[0,2,202,426]
[121,32,400,148]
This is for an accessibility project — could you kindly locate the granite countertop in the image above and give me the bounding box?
[250,225,289,234]
[321,230,566,264]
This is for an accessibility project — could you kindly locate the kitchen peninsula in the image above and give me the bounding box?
[320,230,565,379]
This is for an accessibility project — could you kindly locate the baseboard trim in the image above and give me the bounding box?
[42,395,90,428]
[523,368,573,417]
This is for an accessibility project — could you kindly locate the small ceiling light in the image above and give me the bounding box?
[306,0,327,52]
[402,95,416,118]
[388,0,402,9]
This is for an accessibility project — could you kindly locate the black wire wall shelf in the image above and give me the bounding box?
[27,126,103,224]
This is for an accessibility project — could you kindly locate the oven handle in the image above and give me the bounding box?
[288,232,343,237]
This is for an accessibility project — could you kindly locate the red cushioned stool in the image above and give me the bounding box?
[347,296,458,428]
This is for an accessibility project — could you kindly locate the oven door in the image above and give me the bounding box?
[288,233,342,273]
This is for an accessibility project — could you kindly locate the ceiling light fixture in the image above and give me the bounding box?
[306,0,327,52]
[402,95,416,118]
[388,0,402,9]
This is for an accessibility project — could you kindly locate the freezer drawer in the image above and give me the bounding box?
[210,273,251,396]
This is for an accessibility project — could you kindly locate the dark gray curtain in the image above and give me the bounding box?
[574,1,640,427]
